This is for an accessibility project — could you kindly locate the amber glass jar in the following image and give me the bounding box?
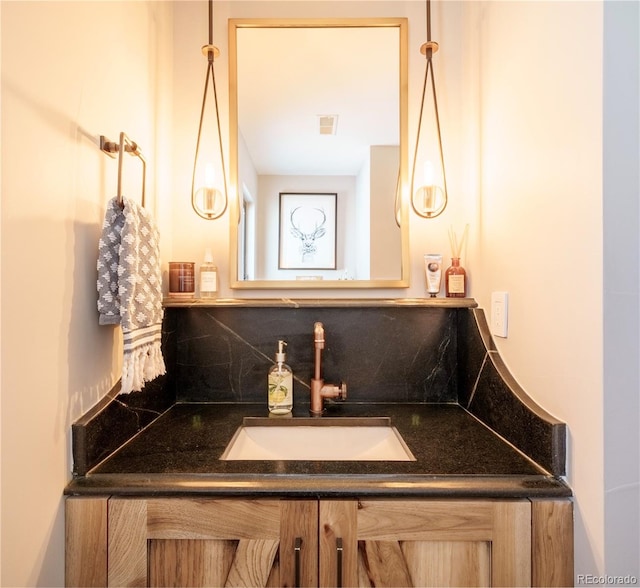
[445,257,466,298]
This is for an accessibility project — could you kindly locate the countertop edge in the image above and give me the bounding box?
[64,473,572,499]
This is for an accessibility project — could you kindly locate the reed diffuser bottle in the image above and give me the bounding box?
[446,225,469,298]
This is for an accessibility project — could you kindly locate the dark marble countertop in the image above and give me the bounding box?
[65,403,571,498]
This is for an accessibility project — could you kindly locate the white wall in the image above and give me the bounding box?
[370,145,401,280]
[355,153,370,279]
[470,0,607,577]
[0,2,173,585]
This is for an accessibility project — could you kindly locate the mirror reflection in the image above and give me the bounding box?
[229,18,409,289]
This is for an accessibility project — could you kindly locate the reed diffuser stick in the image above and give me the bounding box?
[448,224,469,258]
[448,228,457,258]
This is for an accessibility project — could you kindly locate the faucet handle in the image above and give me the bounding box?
[332,382,347,401]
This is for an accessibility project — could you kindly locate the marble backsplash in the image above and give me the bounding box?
[163,305,459,404]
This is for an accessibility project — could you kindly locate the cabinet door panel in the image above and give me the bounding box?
[225,539,280,587]
[148,538,279,587]
[353,500,531,588]
[148,539,236,587]
[359,540,413,587]
[108,498,283,588]
[401,540,491,587]
[354,539,490,587]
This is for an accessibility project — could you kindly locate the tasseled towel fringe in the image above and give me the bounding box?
[121,327,166,394]
[122,341,165,394]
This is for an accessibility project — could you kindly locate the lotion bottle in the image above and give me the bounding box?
[268,340,293,414]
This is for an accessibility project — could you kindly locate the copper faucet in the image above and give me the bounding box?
[310,322,347,415]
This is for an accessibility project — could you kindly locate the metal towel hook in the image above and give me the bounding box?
[100,132,146,208]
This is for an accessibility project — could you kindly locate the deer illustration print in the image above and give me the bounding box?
[289,206,327,263]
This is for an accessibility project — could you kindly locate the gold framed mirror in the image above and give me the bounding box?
[229,18,409,289]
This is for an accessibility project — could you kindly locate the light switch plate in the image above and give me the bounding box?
[491,291,509,338]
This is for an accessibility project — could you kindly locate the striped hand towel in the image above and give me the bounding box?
[97,196,165,393]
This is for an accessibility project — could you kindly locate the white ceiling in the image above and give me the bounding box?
[236,25,400,176]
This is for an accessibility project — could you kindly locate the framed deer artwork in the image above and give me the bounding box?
[278,192,337,270]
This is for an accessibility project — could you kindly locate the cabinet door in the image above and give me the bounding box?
[320,499,531,588]
[107,497,318,588]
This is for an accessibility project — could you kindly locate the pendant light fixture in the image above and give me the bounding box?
[191,0,228,220]
[411,0,448,219]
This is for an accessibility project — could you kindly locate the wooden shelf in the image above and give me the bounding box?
[163,297,478,309]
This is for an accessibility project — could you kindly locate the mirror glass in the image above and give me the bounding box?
[229,18,409,289]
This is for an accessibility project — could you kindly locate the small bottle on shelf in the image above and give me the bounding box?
[445,257,467,298]
[199,248,218,298]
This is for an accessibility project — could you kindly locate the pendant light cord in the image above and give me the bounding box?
[209,0,213,46]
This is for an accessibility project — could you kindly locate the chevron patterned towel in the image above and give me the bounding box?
[97,196,165,393]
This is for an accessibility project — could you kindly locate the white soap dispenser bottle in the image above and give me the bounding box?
[268,340,293,414]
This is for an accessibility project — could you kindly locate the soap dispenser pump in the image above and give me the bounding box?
[268,340,293,414]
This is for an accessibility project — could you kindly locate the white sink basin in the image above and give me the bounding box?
[220,417,415,461]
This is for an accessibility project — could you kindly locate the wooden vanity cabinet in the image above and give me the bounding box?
[65,496,573,587]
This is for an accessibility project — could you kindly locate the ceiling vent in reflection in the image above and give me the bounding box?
[318,114,338,135]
